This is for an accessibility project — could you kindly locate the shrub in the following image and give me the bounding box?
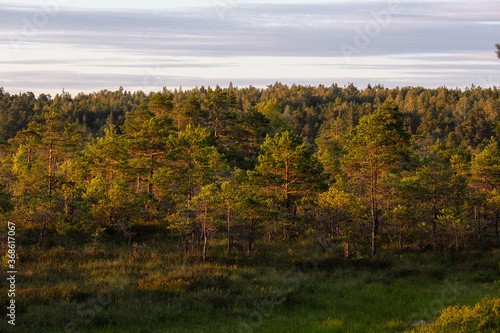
[416,297,500,332]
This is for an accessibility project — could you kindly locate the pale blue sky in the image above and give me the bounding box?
[4,0,351,9]
[1,0,499,96]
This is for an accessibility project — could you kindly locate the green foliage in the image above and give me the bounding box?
[252,130,325,208]
[344,100,411,177]
[1,84,500,255]
[205,86,237,138]
[315,117,350,180]
[257,98,289,134]
[318,183,361,253]
[416,298,500,333]
[9,104,84,246]
[249,130,326,239]
[343,101,411,256]
[0,184,13,213]
[163,125,223,203]
[471,139,500,192]
[148,91,174,115]
[2,83,500,332]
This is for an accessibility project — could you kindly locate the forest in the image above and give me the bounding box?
[1,83,500,332]
[1,83,500,256]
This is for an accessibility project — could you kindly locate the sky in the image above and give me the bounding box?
[0,0,499,96]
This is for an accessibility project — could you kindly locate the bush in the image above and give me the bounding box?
[417,297,500,332]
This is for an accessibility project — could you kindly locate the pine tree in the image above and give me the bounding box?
[318,183,360,256]
[191,184,220,261]
[162,125,225,252]
[74,126,140,244]
[12,103,82,246]
[250,130,325,239]
[405,143,457,250]
[342,101,411,256]
[122,102,173,197]
[205,87,237,138]
[471,138,500,239]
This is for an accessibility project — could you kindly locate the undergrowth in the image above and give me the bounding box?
[0,242,498,332]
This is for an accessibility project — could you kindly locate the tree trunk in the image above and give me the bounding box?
[214,110,220,138]
[247,219,254,255]
[191,229,195,254]
[177,111,182,135]
[203,206,208,262]
[399,221,403,250]
[48,146,54,195]
[432,206,438,252]
[475,206,480,242]
[227,207,231,254]
[432,172,438,251]
[344,241,350,258]
[283,160,290,240]
[495,210,499,240]
[178,232,185,253]
[282,222,289,240]
[371,186,378,257]
[148,166,154,196]
[329,215,334,239]
[38,221,45,248]
[268,222,272,243]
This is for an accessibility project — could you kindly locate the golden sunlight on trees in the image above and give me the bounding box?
[1,84,500,255]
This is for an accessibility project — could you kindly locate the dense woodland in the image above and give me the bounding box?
[1,83,500,258]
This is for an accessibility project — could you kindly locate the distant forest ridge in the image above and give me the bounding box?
[0,83,499,147]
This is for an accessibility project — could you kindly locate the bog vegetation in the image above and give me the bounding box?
[0,83,499,332]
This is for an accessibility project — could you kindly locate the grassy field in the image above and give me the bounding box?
[1,241,499,332]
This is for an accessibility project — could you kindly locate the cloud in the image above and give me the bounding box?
[1,1,498,57]
[0,1,499,95]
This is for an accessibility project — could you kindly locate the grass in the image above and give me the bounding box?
[0,241,499,332]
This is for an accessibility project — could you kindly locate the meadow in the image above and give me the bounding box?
[1,239,499,333]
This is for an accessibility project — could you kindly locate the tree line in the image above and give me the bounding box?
[1,83,500,257]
